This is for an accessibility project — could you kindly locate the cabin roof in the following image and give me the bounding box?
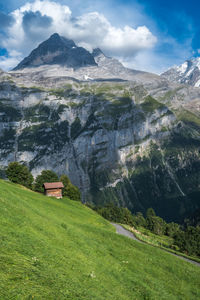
[43,182,64,189]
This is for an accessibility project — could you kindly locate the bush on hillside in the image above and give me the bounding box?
[174,226,200,257]
[34,170,59,193]
[6,162,33,189]
[146,207,156,218]
[165,222,180,237]
[146,215,166,235]
[132,212,146,228]
[60,174,81,201]
[145,208,166,235]
[96,203,135,226]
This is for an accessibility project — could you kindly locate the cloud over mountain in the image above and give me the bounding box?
[0,0,157,70]
[22,10,53,37]
[0,12,15,29]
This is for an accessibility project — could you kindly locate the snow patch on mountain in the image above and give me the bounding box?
[162,57,200,87]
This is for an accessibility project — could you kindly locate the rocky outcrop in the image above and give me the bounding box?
[162,57,200,87]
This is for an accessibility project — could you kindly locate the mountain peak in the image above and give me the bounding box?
[48,33,76,49]
[92,48,105,58]
[162,56,200,87]
[13,33,97,70]
[49,32,60,39]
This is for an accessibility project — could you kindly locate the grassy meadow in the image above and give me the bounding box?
[0,179,200,299]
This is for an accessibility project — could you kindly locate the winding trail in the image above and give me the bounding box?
[111,223,200,267]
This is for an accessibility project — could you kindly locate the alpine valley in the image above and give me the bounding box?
[1,33,200,222]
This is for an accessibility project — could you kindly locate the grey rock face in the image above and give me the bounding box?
[0,78,173,183]
[13,33,97,70]
[92,48,105,58]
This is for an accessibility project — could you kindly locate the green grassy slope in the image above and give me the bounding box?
[0,180,200,300]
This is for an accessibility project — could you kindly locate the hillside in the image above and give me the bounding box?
[0,180,199,299]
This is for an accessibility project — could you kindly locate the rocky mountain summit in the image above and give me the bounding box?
[162,57,200,87]
[13,33,97,70]
[1,34,200,222]
[12,33,162,86]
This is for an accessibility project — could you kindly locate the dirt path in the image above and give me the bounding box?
[111,222,200,267]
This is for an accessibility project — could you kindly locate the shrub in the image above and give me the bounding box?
[6,162,33,189]
[174,226,200,257]
[165,222,180,237]
[170,244,179,251]
[146,207,156,218]
[96,203,135,226]
[132,212,146,228]
[146,215,166,236]
[60,174,81,201]
[34,170,59,193]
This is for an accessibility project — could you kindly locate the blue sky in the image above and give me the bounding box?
[0,0,199,73]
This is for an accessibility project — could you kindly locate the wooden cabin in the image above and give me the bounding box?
[43,182,64,199]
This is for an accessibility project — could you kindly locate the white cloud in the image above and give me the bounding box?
[121,36,193,75]
[121,51,169,75]
[0,0,157,70]
[103,25,157,57]
[0,56,21,71]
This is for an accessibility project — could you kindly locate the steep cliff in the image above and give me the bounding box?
[0,73,200,222]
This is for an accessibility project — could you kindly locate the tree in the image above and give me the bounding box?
[165,222,180,237]
[60,174,70,189]
[147,216,166,235]
[146,208,166,235]
[96,203,134,226]
[96,203,121,222]
[146,207,156,218]
[174,226,200,257]
[34,170,59,193]
[6,162,33,189]
[132,212,146,228]
[121,207,135,226]
[60,174,81,201]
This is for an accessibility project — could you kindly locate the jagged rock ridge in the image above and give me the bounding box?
[162,57,200,87]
